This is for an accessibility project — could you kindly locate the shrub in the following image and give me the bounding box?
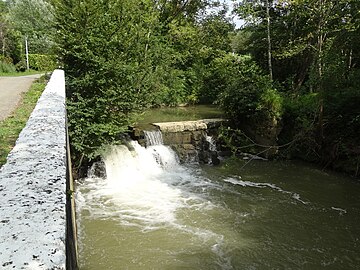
[0,55,13,64]
[54,0,165,162]
[15,59,27,72]
[278,93,319,159]
[216,54,281,125]
[28,54,57,71]
[0,61,16,73]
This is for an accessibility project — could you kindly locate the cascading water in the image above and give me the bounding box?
[144,130,164,146]
[77,131,238,269]
[77,130,360,270]
[206,135,217,152]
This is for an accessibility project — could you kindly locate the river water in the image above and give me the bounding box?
[77,133,360,269]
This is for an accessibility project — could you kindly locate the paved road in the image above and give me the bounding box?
[0,74,42,121]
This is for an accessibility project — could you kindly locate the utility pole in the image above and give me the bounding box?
[0,26,5,57]
[25,36,29,70]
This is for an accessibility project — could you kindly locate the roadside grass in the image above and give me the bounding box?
[0,70,45,77]
[0,76,47,166]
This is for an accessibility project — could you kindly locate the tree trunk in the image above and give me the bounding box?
[317,0,325,141]
[266,0,273,80]
[294,54,312,93]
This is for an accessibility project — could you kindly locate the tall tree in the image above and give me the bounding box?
[0,1,8,57]
[234,0,274,79]
[53,0,175,162]
[7,0,54,54]
[265,0,272,80]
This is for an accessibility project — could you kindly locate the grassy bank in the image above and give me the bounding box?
[0,70,45,77]
[0,76,47,166]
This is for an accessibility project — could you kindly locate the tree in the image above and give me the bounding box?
[0,1,7,57]
[53,0,176,163]
[0,1,22,64]
[7,0,54,54]
[234,0,274,79]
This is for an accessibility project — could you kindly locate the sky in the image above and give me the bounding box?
[210,0,245,29]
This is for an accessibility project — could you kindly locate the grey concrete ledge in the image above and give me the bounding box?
[153,118,226,133]
[0,70,66,269]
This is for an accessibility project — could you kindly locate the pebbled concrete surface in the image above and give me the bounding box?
[0,74,42,121]
[0,70,66,269]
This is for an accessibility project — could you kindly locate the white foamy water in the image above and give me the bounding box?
[144,130,164,146]
[77,140,215,228]
[76,136,238,268]
[223,177,309,204]
[206,135,217,152]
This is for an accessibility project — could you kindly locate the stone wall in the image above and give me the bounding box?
[153,119,226,164]
[0,70,73,269]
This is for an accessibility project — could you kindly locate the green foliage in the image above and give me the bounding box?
[151,68,187,106]
[279,93,319,159]
[233,0,360,175]
[0,55,12,64]
[259,88,283,119]
[28,54,57,71]
[15,59,26,72]
[216,53,281,124]
[321,68,360,174]
[0,60,16,73]
[6,0,54,54]
[53,0,170,160]
[230,29,252,55]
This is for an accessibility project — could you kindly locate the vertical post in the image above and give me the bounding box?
[25,36,29,70]
[1,28,5,57]
[266,0,273,81]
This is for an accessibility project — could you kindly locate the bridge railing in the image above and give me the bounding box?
[0,69,78,269]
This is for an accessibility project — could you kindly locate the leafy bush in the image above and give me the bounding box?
[150,67,187,106]
[0,61,16,73]
[28,54,57,71]
[0,55,13,64]
[321,69,360,175]
[54,0,166,162]
[15,59,26,72]
[216,54,281,124]
[278,93,319,159]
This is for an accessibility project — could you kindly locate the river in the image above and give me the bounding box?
[76,130,360,269]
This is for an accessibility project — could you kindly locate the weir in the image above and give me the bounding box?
[77,133,236,268]
[132,119,226,164]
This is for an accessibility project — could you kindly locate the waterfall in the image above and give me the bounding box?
[144,130,163,146]
[79,138,207,227]
[77,130,235,268]
[206,135,217,152]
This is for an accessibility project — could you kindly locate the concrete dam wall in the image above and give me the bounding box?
[133,119,227,164]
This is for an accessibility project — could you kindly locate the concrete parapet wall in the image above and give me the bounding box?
[0,70,67,269]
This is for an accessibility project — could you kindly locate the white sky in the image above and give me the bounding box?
[209,0,245,29]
